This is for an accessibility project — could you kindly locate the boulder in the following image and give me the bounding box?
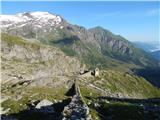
[35,99,54,113]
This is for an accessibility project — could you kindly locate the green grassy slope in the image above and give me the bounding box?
[80,70,160,99]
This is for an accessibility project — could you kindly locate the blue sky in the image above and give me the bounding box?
[1,1,159,44]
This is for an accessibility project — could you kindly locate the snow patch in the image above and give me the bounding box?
[30,12,62,25]
[0,15,24,22]
[0,11,62,28]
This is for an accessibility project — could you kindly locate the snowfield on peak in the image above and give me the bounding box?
[0,11,62,28]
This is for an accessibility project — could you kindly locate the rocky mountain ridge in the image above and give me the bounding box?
[1,11,158,68]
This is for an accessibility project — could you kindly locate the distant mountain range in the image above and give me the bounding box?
[133,41,160,60]
[1,11,158,69]
[150,50,160,60]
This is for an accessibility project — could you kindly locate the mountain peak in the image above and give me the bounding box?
[26,11,58,18]
[90,26,104,30]
[15,11,57,16]
[30,11,51,15]
[90,26,113,33]
[0,11,62,28]
[16,11,52,17]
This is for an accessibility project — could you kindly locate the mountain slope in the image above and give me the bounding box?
[79,69,160,99]
[88,27,157,66]
[133,41,160,60]
[0,12,158,70]
[133,41,156,52]
[1,33,82,85]
[151,50,160,60]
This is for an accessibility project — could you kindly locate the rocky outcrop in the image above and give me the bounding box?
[1,33,82,86]
[62,95,91,120]
[89,27,133,55]
[35,99,54,114]
[62,83,92,120]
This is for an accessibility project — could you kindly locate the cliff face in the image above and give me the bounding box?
[89,27,133,54]
[1,33,82,86]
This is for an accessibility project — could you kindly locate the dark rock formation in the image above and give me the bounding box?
[62,83,92,120]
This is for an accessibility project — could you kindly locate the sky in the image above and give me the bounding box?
[1,1,159,44]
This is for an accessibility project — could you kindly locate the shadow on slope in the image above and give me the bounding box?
[86,96,160,120]
[1,98,71,120]
[65,83,76,96]
[133,67,160,88]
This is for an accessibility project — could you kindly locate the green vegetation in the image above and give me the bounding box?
[60,45,77,56]
[2,33,27,46]
[89,107,101,120]
[2,99,27,114]
[79,70,160,119]
[79,85,102,120]
[1,84,69,114]
[49,33,141,71]
[1,33,41,50]
[80,85,102,101]
[79,70,160,98]
[101,101,144,120]
[49,34,79,57]
[101,70,160,98]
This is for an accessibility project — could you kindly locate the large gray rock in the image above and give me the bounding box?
[35,99,54,114]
